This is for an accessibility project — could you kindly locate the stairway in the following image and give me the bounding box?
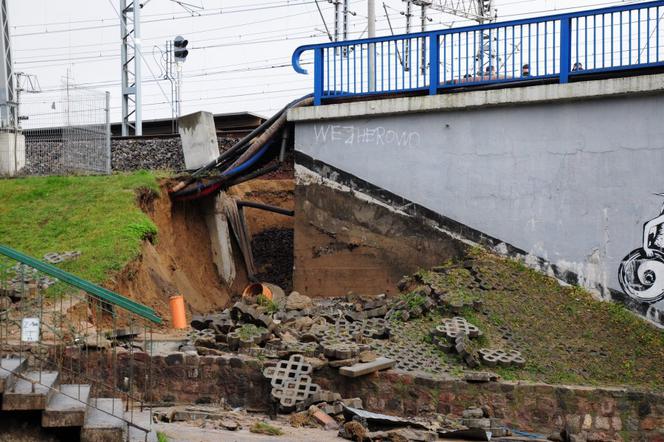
[0,357,155,442]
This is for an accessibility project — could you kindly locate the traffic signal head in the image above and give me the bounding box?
[174,35,189,62]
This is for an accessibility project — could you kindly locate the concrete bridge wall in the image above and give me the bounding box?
[289,73,664,326]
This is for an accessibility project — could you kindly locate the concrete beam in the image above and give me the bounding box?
[288,73,664,122]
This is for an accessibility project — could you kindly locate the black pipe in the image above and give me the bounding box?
[236,200,294,217]
[191,94,311,179]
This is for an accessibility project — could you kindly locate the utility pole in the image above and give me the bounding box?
[342,0,349,43]
[404,0,413,70]
[403,1,431,74]
[331,0,341,43]
[368,0,376,91]
[120,0,143,136]
[420,2,429,74]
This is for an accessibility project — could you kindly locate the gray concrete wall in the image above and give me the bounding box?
[291,74,664,326]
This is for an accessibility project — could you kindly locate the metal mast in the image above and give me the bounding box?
[120,0,143,136]
[404,0,496,73]
[0,0,15,131]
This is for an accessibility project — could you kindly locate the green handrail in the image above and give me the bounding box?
[0,245,162,325]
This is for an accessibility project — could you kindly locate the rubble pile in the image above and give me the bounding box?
[177,261,536,440]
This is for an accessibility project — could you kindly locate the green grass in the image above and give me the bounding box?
[411,251,664,390]
[156,431,169,442]
[0,171,159,284]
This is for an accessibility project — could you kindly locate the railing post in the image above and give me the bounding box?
[314,47,324,106]
[429,34,439,95]
[560,17,572,83]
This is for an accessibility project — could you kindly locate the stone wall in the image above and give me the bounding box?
[62,349,664,441]
[111,135,239,172]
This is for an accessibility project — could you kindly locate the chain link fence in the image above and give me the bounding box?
[19,85,110,175]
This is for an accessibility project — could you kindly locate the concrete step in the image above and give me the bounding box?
[2,370,59,411]
[42,384,91,428]
[127,409,158,442]
[81,398,127,442]
[0,357,28,391]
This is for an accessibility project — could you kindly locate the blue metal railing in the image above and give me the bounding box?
[292,1,664,105]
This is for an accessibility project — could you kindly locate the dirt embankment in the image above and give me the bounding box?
[111,184,230,323]
[111,179,295,324]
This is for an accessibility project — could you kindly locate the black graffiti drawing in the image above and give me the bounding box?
[618,195,664,303]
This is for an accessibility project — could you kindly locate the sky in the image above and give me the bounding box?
[8,0,636,126]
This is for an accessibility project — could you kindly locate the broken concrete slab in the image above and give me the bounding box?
[339,357,395,378]
[286,291,314,311]
[341,405,429,432]
[42,384,91,427]
[308,405,339,430]
[2,370,59,411]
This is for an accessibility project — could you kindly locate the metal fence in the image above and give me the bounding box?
[292,0,664,104]
[19,85,111,175]
[0,245,161,437]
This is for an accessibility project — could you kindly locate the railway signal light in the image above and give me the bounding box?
[174,35,189,62]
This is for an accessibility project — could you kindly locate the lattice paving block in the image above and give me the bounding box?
[262,354,313,388]
[266,341,320,357]
[316,318,389,343]
[479,348,525,368]
[187,329,215,343]
[435,317,481,339]
[271,374,320,408]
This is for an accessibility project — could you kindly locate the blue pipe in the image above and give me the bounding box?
[221,141,273,177]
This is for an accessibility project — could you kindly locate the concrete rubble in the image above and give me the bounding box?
[173,264,543,441]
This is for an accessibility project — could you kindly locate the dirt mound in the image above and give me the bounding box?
[111,185,230,323]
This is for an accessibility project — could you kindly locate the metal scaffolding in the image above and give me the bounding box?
[120,0,143,136]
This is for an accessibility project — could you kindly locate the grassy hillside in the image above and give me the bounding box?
[0,172,159,284]
[401,250,664,389]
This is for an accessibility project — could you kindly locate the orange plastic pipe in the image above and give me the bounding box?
[169,295,187,329]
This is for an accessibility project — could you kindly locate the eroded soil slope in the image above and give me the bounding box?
[111,186,229,322]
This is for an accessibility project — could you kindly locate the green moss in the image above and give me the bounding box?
[250,422,283,436]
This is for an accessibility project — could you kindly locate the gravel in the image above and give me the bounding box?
[111,136,239,172]
[251,228,294,292]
